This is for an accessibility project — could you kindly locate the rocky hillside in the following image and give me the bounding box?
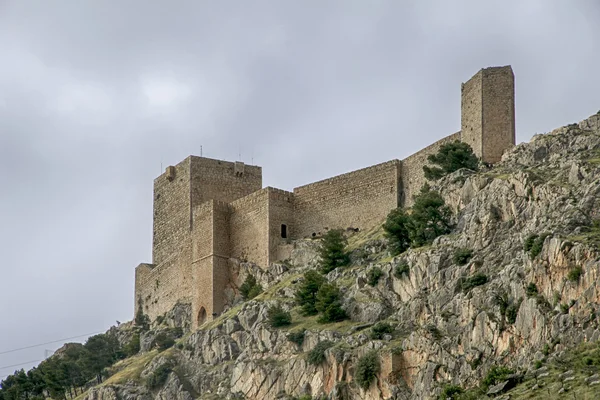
[81,112,600,399]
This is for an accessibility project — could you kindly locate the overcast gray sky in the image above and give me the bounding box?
[1,0,599,376]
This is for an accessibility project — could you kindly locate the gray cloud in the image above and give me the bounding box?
[1,0,599,375]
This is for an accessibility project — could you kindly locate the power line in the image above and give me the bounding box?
[0,360,41,371]
[0,331,103,356]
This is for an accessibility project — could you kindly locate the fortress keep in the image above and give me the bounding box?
[134,66,516,327]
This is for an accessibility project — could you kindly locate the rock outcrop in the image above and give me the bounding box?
[85,113,600,399]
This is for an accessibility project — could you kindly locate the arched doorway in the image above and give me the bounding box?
[197,307,207,326]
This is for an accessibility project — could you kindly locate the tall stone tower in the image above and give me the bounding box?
[461,66,516,164]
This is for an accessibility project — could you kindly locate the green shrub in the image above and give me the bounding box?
[315,283,347,323]
[319,229,350,273]
[307,341,334,365]
[462,274,489,293]
[295,270,326,316]
[370,322,394,340]
[240,274,262,300]
[154,333,175,351]
[506,300,521,324]
[534,360,543,369]
[482,366,514,390]
[146,364,172,390]
[408,184,452,247]
[287,329,306,347]
[453,248,473,266]
[523,234,538,252]
[567,266,583,283]
[438,384,464,400]
[529,233,550,258]
[169,327,184,338]
[135,299,150,331]
[422,140,479,180]
[124,333,140,357]
[267,303,292,328]
[526,283,539,297]
[394,263,410,279]
[383,208,411,255]
[367,267,383,287]
[354,350,381,390]
[560,303,570,314]
[155,315,165,325]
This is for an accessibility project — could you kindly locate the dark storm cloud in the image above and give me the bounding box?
[1,0,599,374]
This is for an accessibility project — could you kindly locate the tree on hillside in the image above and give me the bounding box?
[383,208,411,255]
[315,283,347,323]
[423,141,478,180]
[408,184,452,247]
[295,270,326,316]
[318,229,350,273]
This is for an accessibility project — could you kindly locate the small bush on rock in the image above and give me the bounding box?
[354,350,381,390]
[438,384,464,400]
[319,229,350,273]
[367,267,383,287]
[526,283,539,297]
[370,322,394,340]
[482,366,514,390]
[394,263,410,278]
[268,303,292,328]
[453,248,473,266]
[240,274,262,300]
[567,266,583,283]
[146,364,172,390]
[124,333,140,357]
[154,333,175,351]
[307,341,334,365]
[287,329,306,347]
[523,234,538,252]
[462,274,488,293]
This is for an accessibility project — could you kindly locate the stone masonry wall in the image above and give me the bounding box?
[229,189,270,267]
[293,160,402,239]
[134,249,192,322]
[481,66,515,163]
[401,132,462,206]
[461,70,483,159]
[267,188,295,265]
[191,200,231,326]
[152,159,191,265]
[189,156,262,208]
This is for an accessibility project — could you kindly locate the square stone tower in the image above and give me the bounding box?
[461,66,516,163]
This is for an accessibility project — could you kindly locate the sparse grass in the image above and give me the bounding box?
[103,350,161,385]
[288,308,357,334]
[346,224,386,252]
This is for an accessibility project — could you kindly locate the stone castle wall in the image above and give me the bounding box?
[292,160,402,239]
[401,132,461,206]
[229,188,271,267]
[481,67,515,163]
[134,65,517,325]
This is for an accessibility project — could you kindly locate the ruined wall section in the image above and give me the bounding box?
[481,66,516,163]
[189,156,262,208]
[461,70,483,159]
[152,159,192,265]
[229,189,270,267]
[293,161,402,239]
[401,132,462,206]
[266,188,295,264]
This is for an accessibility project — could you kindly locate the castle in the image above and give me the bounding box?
[134,66,516,328]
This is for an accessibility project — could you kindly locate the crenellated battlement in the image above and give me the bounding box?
[134,65,516,328]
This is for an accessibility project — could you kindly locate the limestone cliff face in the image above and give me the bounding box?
[88,113,600,399]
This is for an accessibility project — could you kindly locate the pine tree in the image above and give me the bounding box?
[318,229,350,273]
